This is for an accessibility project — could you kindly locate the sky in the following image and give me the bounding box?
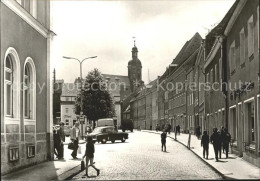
[51,0,235,84]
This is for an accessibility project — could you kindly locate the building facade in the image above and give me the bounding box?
[224,0,260,167]
[60,83,79,127]
[1,0,54,174]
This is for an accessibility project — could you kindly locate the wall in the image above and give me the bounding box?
[1,2,48,174]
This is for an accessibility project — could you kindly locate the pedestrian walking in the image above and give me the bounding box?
[82,137,100,177]
[217,130,222,159]
[223,128,231,159]
[168,124,172,134]
[161,129,167,152]
[201,130,209,159]
[176,125,180,135]
[58,121,65,159]
[220,126,225,153]
[196,125,201,140]
[70,122,80,159]
[156,124,160,132]
[210,128,222,161]
[53,127,60,159]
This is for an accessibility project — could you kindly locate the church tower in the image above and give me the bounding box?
[128,40,143,92]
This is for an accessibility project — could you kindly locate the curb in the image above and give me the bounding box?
[142,130,228,180]
[58,164,82,180]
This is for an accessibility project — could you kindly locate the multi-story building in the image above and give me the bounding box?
[224,0,260,167]
[204,0,238,136]
[150,79,158,130]
[194,42,206,132]
[102,74,131,128]
[167,33,202,133]
[145,86,152,130]
[60,83,79,126]
[1,0,54,174]
[52,70,64,125]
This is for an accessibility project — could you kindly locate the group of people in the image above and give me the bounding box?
[53,121,81,159]
[53,121,100,177]
[201,127,231,161]
[160,125,231,162]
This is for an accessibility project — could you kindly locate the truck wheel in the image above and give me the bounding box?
[101,138,107,144]
[111,140,115,143]
[121,137,126,143]
[122,129,125,132]
[131,129,133,132]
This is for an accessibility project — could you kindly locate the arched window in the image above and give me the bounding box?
[4,48,21,119]
[5,55,13,116]
[23,58,36,120]
[24,64,30,118]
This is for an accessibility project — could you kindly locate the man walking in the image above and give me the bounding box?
[201,130,209,159]
[168,124,172,134]
[58,121,65,159]
[161,129,167,152]
[210,128,221,161]
[196,125,201,140]
[223,128,231,158]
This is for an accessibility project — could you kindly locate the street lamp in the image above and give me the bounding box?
[63,55,97,139]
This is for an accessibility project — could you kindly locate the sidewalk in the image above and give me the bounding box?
[142,130,260,179]
[1,138,86,181]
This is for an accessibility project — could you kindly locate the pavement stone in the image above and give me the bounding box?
[72,131,222,180]
[143,130,260,180]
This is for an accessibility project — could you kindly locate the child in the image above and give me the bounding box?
[82,137,100,177]
[161,129,167,152]
[201,130,209,159]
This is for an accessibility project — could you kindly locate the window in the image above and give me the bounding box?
[27,145,35,158]
[248,102,255,143]
[65,119,69,125]
[65,108,69,113]
[247,15,254,57]
[230,41,236,72]
[23,58,36,120]
[5,55,13,117]
[206,73,209,83]
[66,97,69,101]
[240,28,245,65]
[9,146,19,162]
[231,108,237,141]
[24,64,30,118]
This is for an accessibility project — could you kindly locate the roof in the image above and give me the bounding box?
[61,83,79,96]
[205,0,239,56]
[160,32,202,80]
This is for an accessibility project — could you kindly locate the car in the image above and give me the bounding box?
[64,125,72,137]
[86,126,128,144]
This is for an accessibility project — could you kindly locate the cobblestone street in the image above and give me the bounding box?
[72,131,222,180]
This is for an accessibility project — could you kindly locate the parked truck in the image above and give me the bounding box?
[121,119,133,132]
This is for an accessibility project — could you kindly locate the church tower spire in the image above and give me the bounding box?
[128,37,143,92]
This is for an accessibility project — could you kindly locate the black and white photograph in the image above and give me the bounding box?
[1,0,260,180]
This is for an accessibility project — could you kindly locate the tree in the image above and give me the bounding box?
[75,68,115,128]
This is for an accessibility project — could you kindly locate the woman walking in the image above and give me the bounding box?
[70,122,80,159]
[82,137,100,177]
